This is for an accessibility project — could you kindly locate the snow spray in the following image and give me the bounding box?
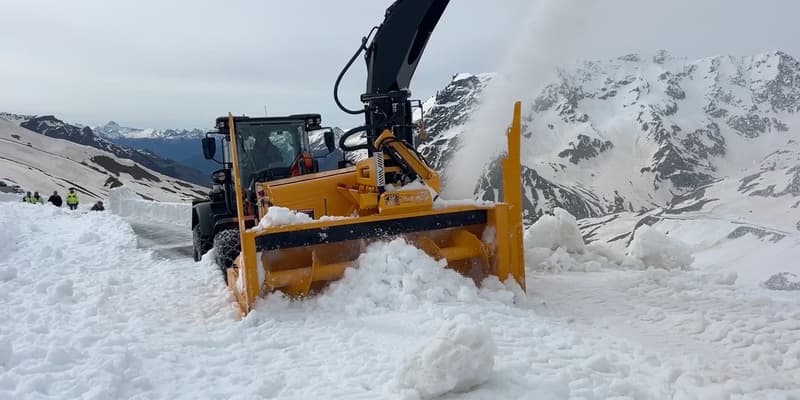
[442,0,595,198]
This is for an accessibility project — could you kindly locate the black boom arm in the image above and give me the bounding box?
[365,0,450,94]
[335,0,450,155]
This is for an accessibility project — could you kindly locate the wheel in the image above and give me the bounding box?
[192,225,213,262]
[213,229,241,284]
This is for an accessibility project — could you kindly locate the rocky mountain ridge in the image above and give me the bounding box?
[0,113,208,187]
[418,50,800,223]
[94,121,205,140]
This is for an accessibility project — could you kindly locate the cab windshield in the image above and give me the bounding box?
[234,122,306,187]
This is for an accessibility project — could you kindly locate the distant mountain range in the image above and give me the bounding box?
[0,116,208,202]
[93,121,205,140]
[91,121,217,177]
[0,113,210,187]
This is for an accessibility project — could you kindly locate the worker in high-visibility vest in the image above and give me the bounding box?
[22,191,34,203]
[65,188,79,210]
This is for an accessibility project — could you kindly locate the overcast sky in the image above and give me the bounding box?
[1,0,798,130]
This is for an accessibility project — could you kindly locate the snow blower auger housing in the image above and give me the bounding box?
[225,101,525,314]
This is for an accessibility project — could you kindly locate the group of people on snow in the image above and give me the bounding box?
[22,187,105,211]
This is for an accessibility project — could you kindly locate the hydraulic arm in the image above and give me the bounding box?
[336,0,450,165]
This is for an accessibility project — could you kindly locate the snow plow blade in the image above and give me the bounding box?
[227,102,525,315]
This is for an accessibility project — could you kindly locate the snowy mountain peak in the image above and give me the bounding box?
[418,51,800,223]
[0,112,36,125]
[94,121,204,140]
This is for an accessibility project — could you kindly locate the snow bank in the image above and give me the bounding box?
[0,192,22,202]
[628,225,694,270]
[109,187,190,227]
[0,214,21,260]
[524,208,640,272]
[524,208,585,253]
[395,314,495,399]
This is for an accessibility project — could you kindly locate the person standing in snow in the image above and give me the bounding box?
[90,201,105,211]
[22,191,33,203]
[47,191,63,207]
[65,188,79,210]
[32,191,44,204]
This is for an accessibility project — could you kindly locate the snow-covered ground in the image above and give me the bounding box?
[2,196,800,399]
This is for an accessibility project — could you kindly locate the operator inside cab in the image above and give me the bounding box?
[247,135,284,165]
[237,124,304,186]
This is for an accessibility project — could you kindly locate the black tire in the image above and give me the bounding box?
[192,225,213,262]
[213,229,240,283]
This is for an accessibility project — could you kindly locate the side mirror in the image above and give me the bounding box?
[323,129,336,153]
[202,137,216,160]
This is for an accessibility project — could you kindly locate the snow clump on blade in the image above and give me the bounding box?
[394,314,495,399]
[255,206,312,229]
[315,238,488,316]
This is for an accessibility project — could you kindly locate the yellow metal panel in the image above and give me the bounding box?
[260,168,359,218]
[378,189,433,215]
[499,102,525,289]
[226,114,261,312]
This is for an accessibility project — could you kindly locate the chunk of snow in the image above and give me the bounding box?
[524,208,585,253]
[628,226,694,270]
[522,208,630,272]
[395,314,495,399]
[255,206,313,229]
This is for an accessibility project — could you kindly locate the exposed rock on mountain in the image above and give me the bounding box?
[418,51,800,223]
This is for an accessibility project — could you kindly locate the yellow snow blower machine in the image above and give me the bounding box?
[191,0,525,314]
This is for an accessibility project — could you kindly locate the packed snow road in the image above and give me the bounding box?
[1,203,799,399]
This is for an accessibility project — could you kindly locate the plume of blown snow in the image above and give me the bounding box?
[524,208,585,253]
[524,208,643,272]
[443,0,595,198]
[628,226,694,270]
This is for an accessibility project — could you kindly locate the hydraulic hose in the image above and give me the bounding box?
[339,125,369,151]
[333,27,378,115]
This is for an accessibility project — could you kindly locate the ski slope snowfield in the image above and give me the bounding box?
[1,195,799,399]
[0,118,206,203]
